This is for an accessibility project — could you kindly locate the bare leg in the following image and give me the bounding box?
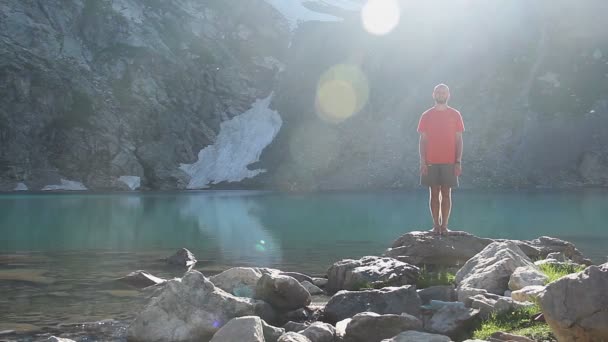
[429,186,441,233]
[439,186,452,234]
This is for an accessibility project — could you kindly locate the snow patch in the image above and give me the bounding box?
[42,179,87,191]
[14,183,28,191]
[264,0,358,30]
[118,176,141,190]
[180,95,282,189]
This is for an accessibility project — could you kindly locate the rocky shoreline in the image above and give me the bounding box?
[4,232,607,342]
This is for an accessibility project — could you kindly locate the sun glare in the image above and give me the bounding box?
[361,0,401,35]
[316,64,369,123]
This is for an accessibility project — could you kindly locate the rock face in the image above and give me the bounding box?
[209,316,265,342]
[455,241,535,295]
[255,273,311,311]
[326,256,420,293]
[343,312,422,342]
[540,262,608,342]
[166,248,197,267]
[115,270,165,288]
[507,266,548,291]
[385,231,494,267]
[127,270,264,342]
[324,286,421,323]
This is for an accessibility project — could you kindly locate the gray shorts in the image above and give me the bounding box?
[420,164,459,187]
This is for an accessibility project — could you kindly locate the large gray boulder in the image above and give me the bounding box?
[426,305,480,340]
[381,330,452,342]
[210,267,276,298]
[540,262,608,342]
[277,332,312,342]
[299,322,336,342]
[255,273,311,311]
[524,236,592,266]
[209,316,265,342]
[326,256,420,293]
[385,231,493,267]
[324,285,421,323]
[507,266,548,291]
[343,312,422,342]
[127,270,266,342]
[455,241,535,295]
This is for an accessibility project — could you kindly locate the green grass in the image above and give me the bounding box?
[415,267,456,289]
[538,263,586,284]
[472,303,554,340]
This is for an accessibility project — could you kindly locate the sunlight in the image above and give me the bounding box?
[316,64,369,123]
[361,0,401,35]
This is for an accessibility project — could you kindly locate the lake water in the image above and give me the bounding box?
[1,189,607,339]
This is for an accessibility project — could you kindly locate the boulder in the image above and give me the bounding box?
[468,294,533,319]
[546,252,569,262]
[426,305,479,341]
[115,270,166,288]
[540,262,608,341]
[300,322,336,342]
[127,271,265,342]
[165,248,197,267]
[312,278,328,288]
[277,332,312,342]
[283,321,310,332]
[262,320,285,342]
[511,285,545,303]
[326,256,420,293]
[455,241,534,295]
[280,272,313,283]
[301,281,323,295]
[324,285,421,323]
[343,312,422,342]
[488,331,534,342]
[385,231,494,267]
[209,316,265,342]
[46,337,76,342]
[507,266,548,291]
[255,273,311,311]
[335,318,352,340]
[417,286,457,305]
[525,236,592,266]
[210,267,271,298]
[380,330,452,342]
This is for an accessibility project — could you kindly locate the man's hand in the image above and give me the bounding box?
[454,163,462,176]
[420,163,428,176]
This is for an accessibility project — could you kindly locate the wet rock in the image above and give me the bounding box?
[165,248,197,267]
[327,256,420,293]
[127,270,265,342]
[116,270,166,288]
[507,266,548,291]
[324,285,421,323]
[344,312,422,342]
[209,316,265,342]
[456,241,534,295]
[255,273,311,311]
[540,262,608,342]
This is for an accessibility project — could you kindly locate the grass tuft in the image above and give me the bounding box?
[538,263,586,284]
[472,303,554,340]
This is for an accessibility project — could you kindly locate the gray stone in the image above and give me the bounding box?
[344,312,422,342]
[210,267,273,298]
[262,320,285,342]
[283,321,310,333]
[301,281,323,295]
[324,285,421,323]
[381,330,452,342]
[300,322,335,342]
[426,305,479,341]
[277,332,312,342]
[327,256,420,293]
[312,278,328,288]
[417,286,457,305]
[456,241,535,295]
[488,331,534,342]
[540,262,608,342]
[255,273,311,311]
[507,266,548,291]
[546,252,568,262]
[510,285,545,303]
[209,316,265,342]
[526,236,592,266]
[280,272,313,283]
[468,294,534,319]
[116,270,165,288]
[46,337,77,342]
[335,318,351,340]
[166,248,197,267]
[127,270,263,342]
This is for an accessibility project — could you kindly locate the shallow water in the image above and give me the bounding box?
[0,189,607,338]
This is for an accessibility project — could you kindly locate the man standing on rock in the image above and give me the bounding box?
[417,84,465,235]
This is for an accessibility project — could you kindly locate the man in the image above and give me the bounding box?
[417,84,464,235]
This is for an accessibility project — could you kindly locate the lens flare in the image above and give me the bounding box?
[361,0,401,35]
[316,64,369,123]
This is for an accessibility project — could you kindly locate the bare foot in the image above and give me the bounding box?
[429,226,441,235]
[440,226,450,235]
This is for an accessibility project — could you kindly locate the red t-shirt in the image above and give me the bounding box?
[417,107,465,164]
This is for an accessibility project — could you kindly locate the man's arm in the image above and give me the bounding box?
[419,133,428,175]
[455,132,463,176]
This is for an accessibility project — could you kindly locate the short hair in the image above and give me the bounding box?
[434,83,449,92]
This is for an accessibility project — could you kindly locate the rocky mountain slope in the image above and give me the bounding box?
[1,0,607,191]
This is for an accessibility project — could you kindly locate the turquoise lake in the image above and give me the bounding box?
[0,189,607,335]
